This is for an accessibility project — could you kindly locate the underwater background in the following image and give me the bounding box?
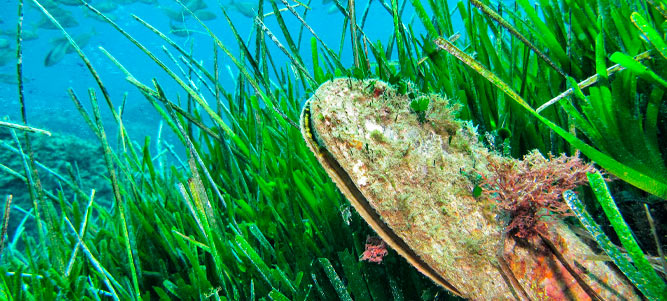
[0,0,665,299]
[0,0,424,138]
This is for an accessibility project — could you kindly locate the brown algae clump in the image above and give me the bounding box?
[300,78,639,300]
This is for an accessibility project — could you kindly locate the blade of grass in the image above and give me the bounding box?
[609,52,667,87]
[17,0,48,257]
[279,0,345,71]
[434,37,667,199]
[173,0,297,132]
[81,1,255,164]
[0,195,12,258]
[348,0,360,68]
[235,235,275,289]
[318,257,353,301]
[470,0,566,77]
[255,16,316,87]
[63,215,123,301]
[516,0,577,75]
[535,51,650,113]
[631,12,667,59]
[587,172,667,298]
[65,189,95,277]
[0,121,51,136]
[88,89,141,299]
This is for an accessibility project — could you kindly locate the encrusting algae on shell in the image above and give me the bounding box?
[300,78,640,300]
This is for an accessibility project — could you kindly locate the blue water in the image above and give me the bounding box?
[0,0,465,144]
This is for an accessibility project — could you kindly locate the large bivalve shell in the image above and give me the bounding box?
[300,78,639,300]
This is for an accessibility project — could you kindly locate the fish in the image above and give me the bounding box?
[93,1,119,13]
[168,21,206,38]
[54,0,85,6]
[85,9,119,23]
[326,4,339,14]
[300,78,641,300]
[28,0,59,9]
[0,72,30,85]
[160,0,215,22]
[43,30,95,67]
[35,8,79,29]
[194,10,217,21]
[160,6,187,22]
[168,21,192,37]
[0,49,14,67]
[0,29,38,42]
[0,38,9,49]
[0,73,20,85]
[44,40,70,67]
[229,0,257,18]
[185,0,208,12]
[22,29,40,41]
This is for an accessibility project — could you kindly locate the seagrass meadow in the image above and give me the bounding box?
[0,0,666,299]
